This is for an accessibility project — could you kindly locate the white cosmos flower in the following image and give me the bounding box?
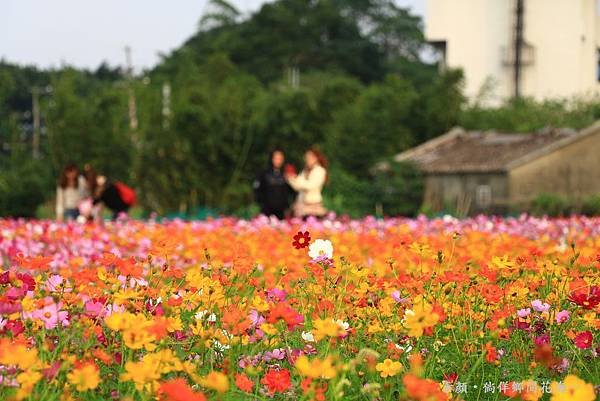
[301,331,315,342]
[195,310,217,322]
[335,320,349,331]
[308,239,334,260]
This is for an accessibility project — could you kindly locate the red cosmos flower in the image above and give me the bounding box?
[484,342,497,363]
[3,320,24,336]
[403,374,449,401]
[292,231,311,249]
[15,273,36,292]
[0,271,9,284]
[267,302,304,330]
[442,372,458,383]
[574,331,593,349]
[159,378,206,401]
[568,286,600,310]
[260,368,291,395]
[235,373,254,393]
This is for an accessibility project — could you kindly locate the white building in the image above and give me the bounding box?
[426,0,600,104]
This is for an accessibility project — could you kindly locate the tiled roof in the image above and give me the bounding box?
[394,126,588,173]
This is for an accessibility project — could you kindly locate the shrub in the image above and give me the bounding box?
[530,193,569,217]
[371,160,424,217]
[0,158,53,217]
[581,194,600,216]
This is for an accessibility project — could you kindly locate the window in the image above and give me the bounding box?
[597,48,600,82]
[428,40,447,72]
[476,185,492,208]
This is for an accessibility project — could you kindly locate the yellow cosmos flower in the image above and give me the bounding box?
[251,296,269,312]
[375,359,403,378]
[403,302,439,338]
[492,255,515,269]
[121,360,161,391]
[259,323,279,335]
[0,342,39,370]
[295,355,337,379]
[313,318,345,341]
[122,328,157,351]
[199,371,229,393]
[67,364,100,392]
[166,316,183,332]
[105,312,138,331]
[550,375,596,401]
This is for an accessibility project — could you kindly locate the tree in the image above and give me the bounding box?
[327,75,417,177]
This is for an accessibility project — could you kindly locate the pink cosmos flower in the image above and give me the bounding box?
[391,290,409,303]
[45,274,71,293]
[555,310,570,324]
[84,299,106,318]
[517,308,531,318]
[29,297,69,329]
[531,299,550,313]
[248,310,265,327]
[262,348,286,362]
[266,288,287,302]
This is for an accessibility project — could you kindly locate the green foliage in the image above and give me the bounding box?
[460,97,600,133]
[530,193,569,217]
[581,194,600,216]
[0,157,52,217]
[372,160,424,217]
[326,75,417,178]
[46,69,132,179]
[324,166,375,218]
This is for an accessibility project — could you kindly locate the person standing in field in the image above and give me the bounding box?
[56,163,86,221]
[93,175,136,220]
[253,149,295,220]
[285,148,328,219]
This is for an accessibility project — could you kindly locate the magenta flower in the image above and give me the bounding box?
[555,310,570,324]
[84,299,106,318]
[266,288,287,302]
[531,299,550,313]
[0,271,9,284]
[534,333,550,346]
[517,308,531,318]
[574,331,593,349]
[0,300,22,314]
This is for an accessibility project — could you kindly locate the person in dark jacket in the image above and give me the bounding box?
[93,176,131,220]
[253,149,295,220]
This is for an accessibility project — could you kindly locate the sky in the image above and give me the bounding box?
[0,0,425,72]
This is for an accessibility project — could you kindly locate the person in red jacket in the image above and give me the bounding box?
[93,175,136,220]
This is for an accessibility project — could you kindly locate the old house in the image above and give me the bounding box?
[394,122,600,215]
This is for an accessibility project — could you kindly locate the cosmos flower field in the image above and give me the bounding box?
[0,215,598,401]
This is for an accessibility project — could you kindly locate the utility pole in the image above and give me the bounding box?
[288,66,300,89]
[162,82,171,130]
[514,0,524,98]
[125,46,139,133]
[32,87,40,159]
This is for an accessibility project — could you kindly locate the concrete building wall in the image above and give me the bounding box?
[426,0,511,103]
[509,129,600,205]
[424,173,508,215]
[426,0,600,104]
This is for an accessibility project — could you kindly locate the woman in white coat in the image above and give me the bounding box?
[285,148,328,219]
[56,163,86,221]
